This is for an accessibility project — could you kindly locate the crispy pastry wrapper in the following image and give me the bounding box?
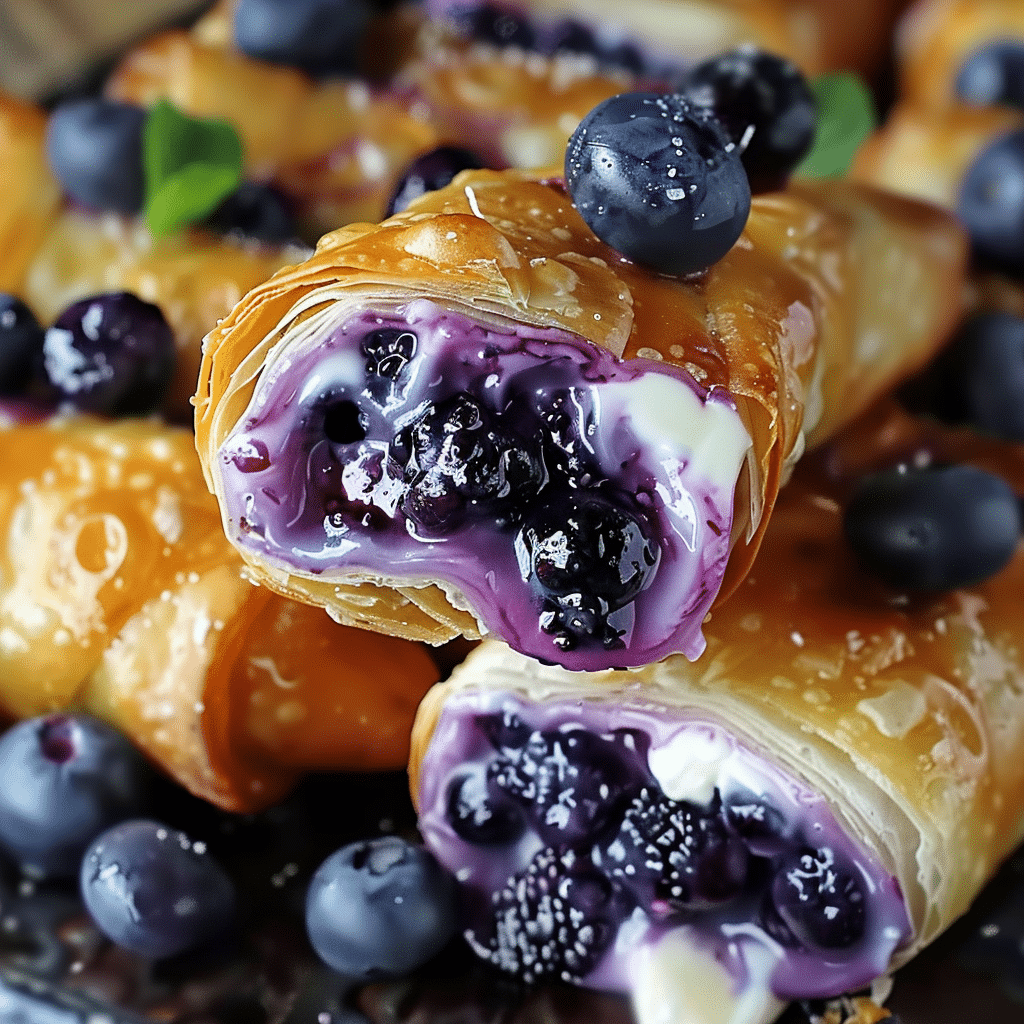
[195,168,966,665]
[0,412,438,811]
[409,403,1024,1014]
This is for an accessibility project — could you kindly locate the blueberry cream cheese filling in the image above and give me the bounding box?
[414,674,911,1011]
[216,298,750,669]
[195,168,968,669]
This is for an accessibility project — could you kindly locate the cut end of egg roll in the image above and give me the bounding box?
[409,406,1024,1023]
[195,167,966,672]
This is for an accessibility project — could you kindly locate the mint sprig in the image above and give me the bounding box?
[795,73,877,179]
[142,99,243,237]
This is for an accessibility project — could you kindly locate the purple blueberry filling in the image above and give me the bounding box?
[216,299,749,669]
[416,690,912,999]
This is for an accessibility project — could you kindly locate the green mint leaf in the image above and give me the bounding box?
[142,99,243,237]
[795,73,877,179]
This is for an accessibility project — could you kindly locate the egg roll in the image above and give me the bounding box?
[409,402,1024,1024]
[195,167,966,672]
[0,411,439,812]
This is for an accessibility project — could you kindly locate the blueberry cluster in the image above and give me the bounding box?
[308,329,661,653]
[45,97,296,243]
[451,712,868,984]
[0,290,175,417]
[564,48,816,275]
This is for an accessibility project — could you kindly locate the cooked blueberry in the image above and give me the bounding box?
[679,45,817,193]
[843,463,1021,592]
[476,709,531,752]
[723,792,788,855]
[41,292,175,416]
[470,846,619,983]
[387,147,486,216]
[456,3,536,49]
[766,846,866,950]
[234,0,374,75]
[0,294,45,397]
[599,789,749,914]
[446,768,527,845]
[81,819,236,958]
[399,392,545,532]
[305,836,458,980]
[957,128,1024,274]
[955,40,1024,110]
[515,490,659,650]
[565,91,751,275]
[0,714,152,879]
[205,181,296,243]
[322,398,367,445]
[486,727,642,846]
[936,311,1024,441]
[45,99,146,214]
[360,327,417,402]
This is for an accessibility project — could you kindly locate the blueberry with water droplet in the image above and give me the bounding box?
[679,45,817,193]
[41,292,176,416]
[956,40,1024,110]
[565,91,751,275]
[516,490,659,650]
[387,147,485,216]
[81,819,236,958]
[0,294,45,397]
[843,463,1021,592]
[957,128,1024,274]
[45,99,146,214]
[205,181,297,243]
[234,0,374,75]
[305,835,458,980]
[766,846,866,950]
[0,714,152,878]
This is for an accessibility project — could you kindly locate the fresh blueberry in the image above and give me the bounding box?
[599,789,749,914]
[934,311,1024,440]
[387,147,485,216]
[600,41,646,77]
[565,91,751,275]
[45,99,146,215]
[0,714,152,879]
[205,181,297,244]
[399,392,545,532]
[957,128,1024,274]
[81,819,235,959]
[41,292,176,416]
[305,835,459,980]
[766,847,866,950]
[445,768,527,846]
[843,463,1022,592]
[484,725,642,846]
[679,45,817,193]
[545,19,599,58]
[0,295,45,397]
[234,0,374,76]
[470,846,619,983]
[955,40,1024,110]
[515,490,659,651]
[455,3,536,49]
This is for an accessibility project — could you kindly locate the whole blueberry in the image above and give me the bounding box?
[454,3,536,49]
[387,146,485,216]
[0,714,152,878]
[565,91,751,275]
[955,40,1024,110]
[42,292,176,416]
[81,819,236,959]
[941,311,1024,440]
[0,295,45,397]
[234,0,374,76]
[205,181,297,244]
[843,463,1022,592]
[305,836,458,980]
[957,128,1024,274]
[679,45,817,193]
[45,99,146,215]
[446,768,527,846]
